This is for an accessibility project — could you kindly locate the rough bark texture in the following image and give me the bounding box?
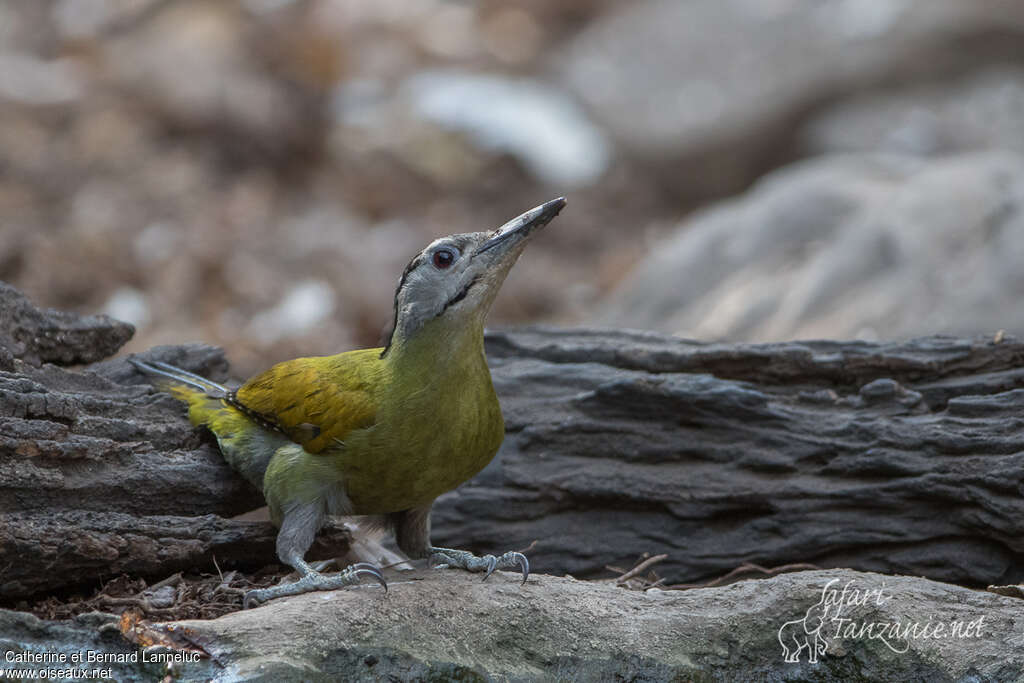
[3,283,1024,679]
[0,329,350,599]
[0,511,351,600]
[434,327,1024,588]
[3,569,1022,681]
[0,281,134,370]
[2,282,1024,601]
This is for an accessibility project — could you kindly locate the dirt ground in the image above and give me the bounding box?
[0,0,683,378]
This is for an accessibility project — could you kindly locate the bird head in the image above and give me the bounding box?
[383,197,566,356]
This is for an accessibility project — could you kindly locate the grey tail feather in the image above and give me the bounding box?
[129,358,229,398]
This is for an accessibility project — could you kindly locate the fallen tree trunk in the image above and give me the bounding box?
[2,282,1023,600]
[0,289,349,599]
[0,511,351,599]
[435,328,1024,587]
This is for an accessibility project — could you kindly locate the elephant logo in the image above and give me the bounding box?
[778,596,832,663]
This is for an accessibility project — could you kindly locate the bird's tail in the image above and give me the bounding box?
[130,358,231,423]
[131,358,282,489]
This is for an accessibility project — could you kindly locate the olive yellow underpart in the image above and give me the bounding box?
[132,197,566,606]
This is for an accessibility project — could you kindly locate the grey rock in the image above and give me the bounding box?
[557,0,1024,199]
[0,610,158,681]
[90,569,1024,681]
[0,281,134,367]
[804,67,1024,157]
[102,1,325,162]
[598,152,1024,342]
[0,53,83,105]
[385,70,612,187]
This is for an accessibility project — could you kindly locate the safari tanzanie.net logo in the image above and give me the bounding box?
[778,578,985,663]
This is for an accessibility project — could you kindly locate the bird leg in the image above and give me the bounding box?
[243,555,386,608]
[244,500,386,607]
[392,505,530,584]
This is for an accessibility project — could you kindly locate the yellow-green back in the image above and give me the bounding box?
[234,348,382,453]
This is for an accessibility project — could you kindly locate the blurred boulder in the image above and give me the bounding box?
[557,0,1024,201]
[332,69,612,188]
[598,152,1024,341]
[803,66,1024,156]
[103,0,330,162]
[402,70,611,188]
[0,53,82,105]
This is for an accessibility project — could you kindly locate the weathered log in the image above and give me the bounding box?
[1,342,262,598]
[0,511,351,600]
[433,328,1024,587]
[3,569,1021,681]
[0,281,133,369]
[0,306,350,598]
[3,281,1024,600]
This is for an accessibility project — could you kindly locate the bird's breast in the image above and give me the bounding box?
[336,363,505,514]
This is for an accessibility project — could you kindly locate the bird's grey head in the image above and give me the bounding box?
[382,197,566,356]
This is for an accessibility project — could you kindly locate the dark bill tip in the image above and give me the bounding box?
[522,197,567,229]
[538,196,567,220]
[478,197,567,255]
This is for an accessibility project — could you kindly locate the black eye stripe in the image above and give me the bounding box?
[442,274,481,312]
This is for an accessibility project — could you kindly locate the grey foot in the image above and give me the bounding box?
[244,562,386,608]
[428,546,529,584]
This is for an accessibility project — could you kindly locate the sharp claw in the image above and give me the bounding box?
[352,565,388,592]
[482,555,498,581]
[513,552,530,585]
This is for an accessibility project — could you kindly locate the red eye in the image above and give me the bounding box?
[433,249,456,269]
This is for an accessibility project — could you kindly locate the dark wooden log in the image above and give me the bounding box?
[0,282,133,369]
[0,289,351,599]
[0,341,354,598]
[2,280,1023,599]
[433,328,1024,587]
[0,512,276,598]
[0,511,351,599]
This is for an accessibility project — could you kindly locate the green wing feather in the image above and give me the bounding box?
[232,348,382,453]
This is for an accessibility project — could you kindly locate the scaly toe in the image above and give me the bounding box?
[428,552,450,569]
[243,588,268,609]
[427,546,531,584]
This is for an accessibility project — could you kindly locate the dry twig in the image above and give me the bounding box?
[616,554,668,585]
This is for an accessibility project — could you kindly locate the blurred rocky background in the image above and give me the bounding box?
[2,0,1024,374]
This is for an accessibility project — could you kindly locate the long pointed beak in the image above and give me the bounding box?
[477,197,567,255]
